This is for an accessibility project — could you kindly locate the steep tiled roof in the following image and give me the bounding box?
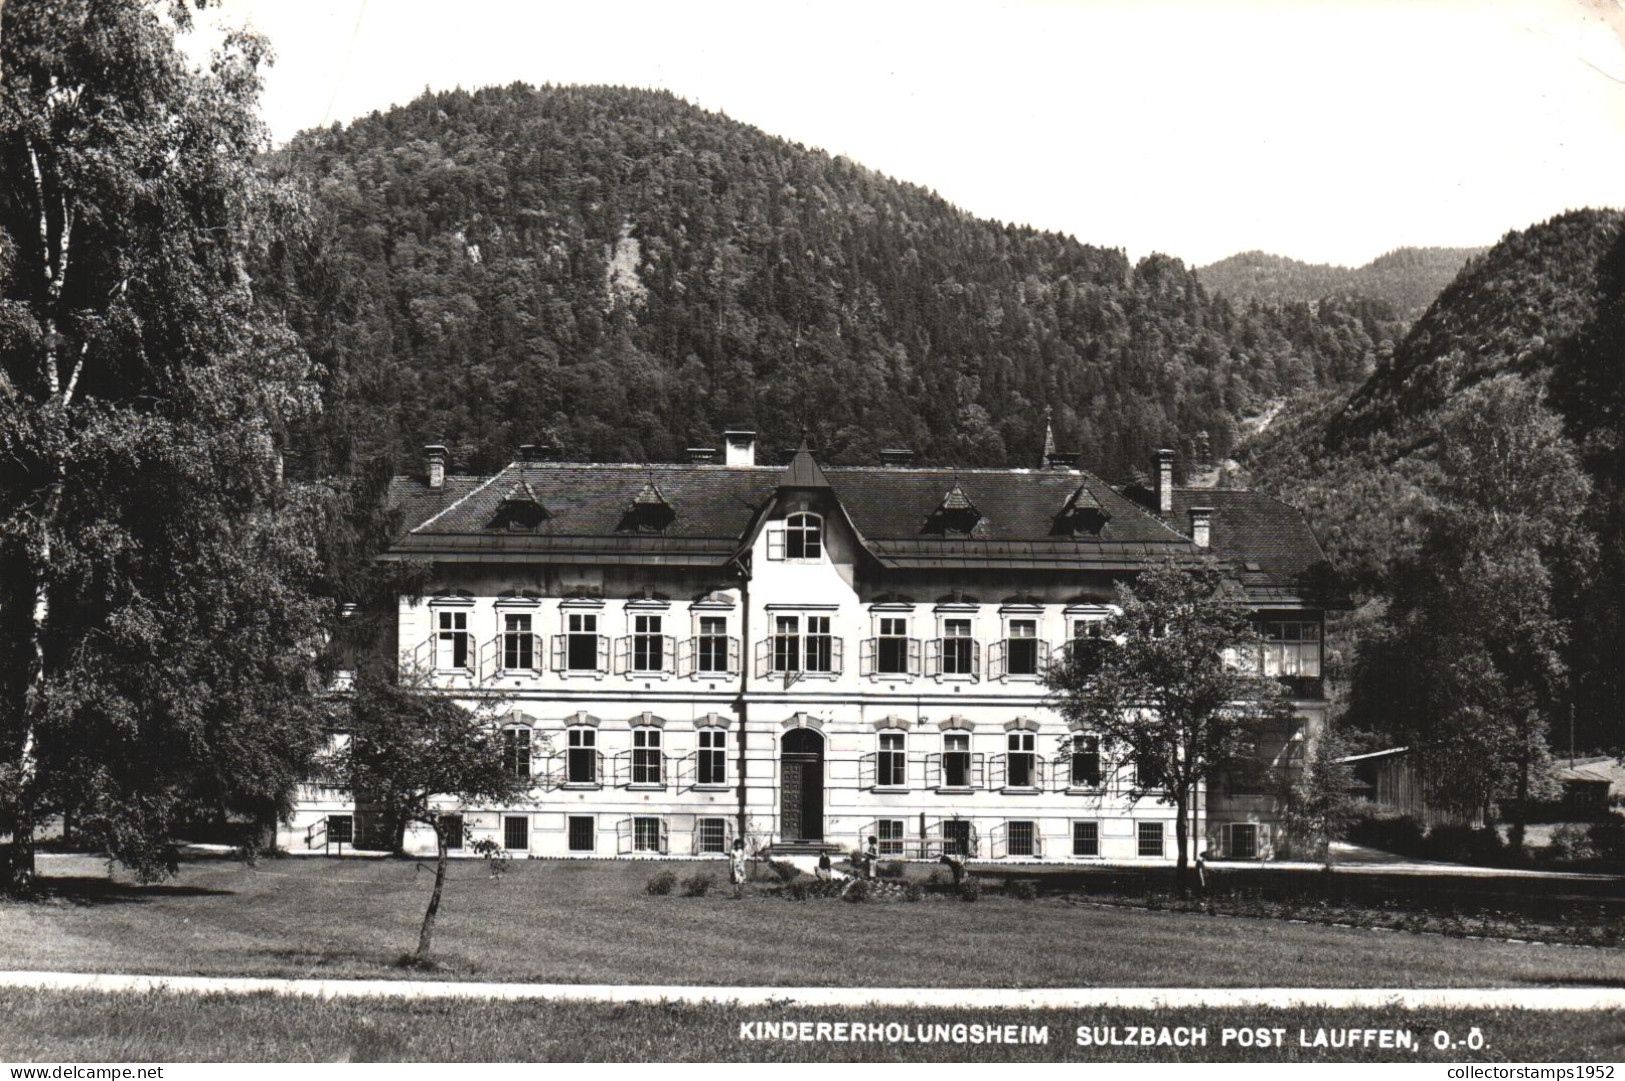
[1168,488,1342,606]
[382,458,1328,592]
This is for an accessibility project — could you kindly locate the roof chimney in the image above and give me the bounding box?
[1155,448,1174,515]
[687,447,718,464]
[425,444,447,490]
[880,448,915,468]
[723,430,757,468]
[1189,506,1215,549]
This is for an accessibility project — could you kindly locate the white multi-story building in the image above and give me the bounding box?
[283,432,1334,864]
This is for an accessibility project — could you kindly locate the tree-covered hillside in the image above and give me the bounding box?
[275,84,1389,480]
[1245,209,1625,752]
[1199,246,1486,322]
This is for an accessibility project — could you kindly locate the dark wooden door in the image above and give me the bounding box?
[780,730,825,841]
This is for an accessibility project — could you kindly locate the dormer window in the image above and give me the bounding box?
[1053,484,1112,536]
[924,483,981,535]
[620,482,675,534]
[768,511,823,561]
[490,479,549,531]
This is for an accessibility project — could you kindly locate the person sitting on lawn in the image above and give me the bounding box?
[816,851,833,881]
[729,839,747,886]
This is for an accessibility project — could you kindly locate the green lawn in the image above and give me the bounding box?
[1,991,1619,1062]
[1,854,1619,990]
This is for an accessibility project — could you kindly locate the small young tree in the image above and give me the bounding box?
[334,669,535,962]
[1279,723,1361,866]
[1048,559,1296,891]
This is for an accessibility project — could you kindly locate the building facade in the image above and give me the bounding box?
[282,432,1334,864]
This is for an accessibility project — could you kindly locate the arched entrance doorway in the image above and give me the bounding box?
[780,728,825,842]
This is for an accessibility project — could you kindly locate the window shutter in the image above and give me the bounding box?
[990,754,1007,791]
[908,637,922,676]
[971,752,986,790]
[616,818,632,855]
[660,819,670,855]
[661,635,675,674]
[614,636,630,674]
[596,635,610,672]
[766,526,785,560]
[924,639,941,677]
[859,752,876,790]
[551,634,566,672]
[970,640,982,680]
[1036,641,1050,677]
[727,636,741,674]
[988,640,1005,680]
[831,636,843,674]
[480,635,499,677]
[677,636,694,677]
[860,638,875,677]
[754,638,771,679]
[925,752,942,790]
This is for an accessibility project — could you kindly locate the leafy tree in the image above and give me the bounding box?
[0,0,331,888]
[334,669,534,961]
[1349,377,1587,851]
[1278,723,1361,866]
[1047,560,1296,889]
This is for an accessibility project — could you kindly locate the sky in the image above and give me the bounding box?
[205,0,1625,268]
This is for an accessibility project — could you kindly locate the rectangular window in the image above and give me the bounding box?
[1006,731,1036,788]
[697,616,728,672]
[772,615,800,673]
[567,815,595,853]
[877,819,905,857]
[567,612,600,671]
[877,616,909,674]
[1137,821,1164,858]
[502,613,534,670]
[1072,821,1100,858]
[697,817,728,854]
[877,731,906,788]
[1007,820,1035,857]
[805,615,833,672]
[1006,618,1039,676]
[504,815,529,851]
[942,819,972,857]
[785,513,822,559]
[632,727,663,785]
[436,610,469,669]
[633,816,662,853]
[633,614,665,672]
[942,731,971,788]
[567,728,597,784]
[941,618,974,675]
[1261,620,1322,677]
[440,814,464,851]
[1070,734,1102,788]
[327,814,353,845]
[698,728,728,786]
[1228,823,1259,859]
[503,727,531,779]
[1136,752,1166,791]
[1072,617,1105,642]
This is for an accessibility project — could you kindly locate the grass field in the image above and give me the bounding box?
[0,990,1620,1062]
[2,854,1620,990]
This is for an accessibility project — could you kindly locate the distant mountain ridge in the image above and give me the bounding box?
[274,84,1397,482]
[1199,246,1488,321]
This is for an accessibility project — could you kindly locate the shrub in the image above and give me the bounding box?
[768,858,801,883]
[782,879,812,901]
[1349,814,1427,857]
[844,878,873,903]
[876,860,906,879]
[1007,879,1039,901]
[681,873,715,898]
[1425,824,1503,865]
[645,870,677,896]
[960,878,983,903]
[926,868,947,887]
[904,882,925,903]
[1588,816,1625,862]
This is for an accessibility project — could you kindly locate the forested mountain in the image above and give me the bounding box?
[1199,247,1486,322]
[272,84,1390,482]
[1245,209,1625,751]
